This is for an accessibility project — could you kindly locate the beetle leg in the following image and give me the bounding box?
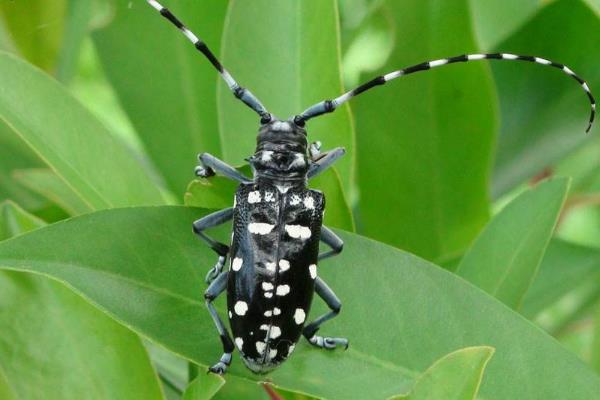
[318,226,344,261]
[303,277,349,350]
[204,271,234,375]
[192,208,234,284]
[307,147,345,179]
[196,153,252,183]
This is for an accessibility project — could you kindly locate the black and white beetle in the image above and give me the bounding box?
[146,0,596,375]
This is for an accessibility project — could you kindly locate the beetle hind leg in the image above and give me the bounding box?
[204,271,235,375]
[303,277,349,350]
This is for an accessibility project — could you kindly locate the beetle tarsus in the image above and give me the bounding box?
[195,165,216,178]
[205,255,226,284]
[308,335,349,350]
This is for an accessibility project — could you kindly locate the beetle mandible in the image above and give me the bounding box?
[146,0,596,375]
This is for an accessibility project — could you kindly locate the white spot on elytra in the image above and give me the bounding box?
[279,259,290,271]
[264,310,273,317]
[233,195,237,207]
[269,348,278,359]
[248,222,275,235]
[256,341,266,355]
[264,191,275,202]
[285,225,311,239]
[235,337,244,349]
[309,264,317,279]
[269,326,281,339]
[228,311,232,318]
[261,151,273,162]
[248,191,261,203]
[290,194,301,205]
[262,282,274,291]
[294,308,306,324]
[234,301,248,316]
[260,324,269,331]
[276,285,290,296]
[232,257,243,271]
[273,307,281,315]
[264,292,273,298]
[304,196,315,209]
[265,262,276,272]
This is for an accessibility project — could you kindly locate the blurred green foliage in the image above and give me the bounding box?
[0,0,599,399]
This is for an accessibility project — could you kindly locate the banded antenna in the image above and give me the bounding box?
[294,53,596,133]
[146,0,272,123]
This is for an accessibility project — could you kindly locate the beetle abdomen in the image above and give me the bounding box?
[227,182,324,373]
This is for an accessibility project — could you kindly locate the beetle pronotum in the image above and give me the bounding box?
[146,0,595,374]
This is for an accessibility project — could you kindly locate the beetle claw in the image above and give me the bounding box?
[208,361,228,375]
[205,256,226,284]
[195,165,216,178]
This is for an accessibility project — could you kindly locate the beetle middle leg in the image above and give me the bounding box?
[196,152,251,183]
[303,277,349,350]
[193,208,234,284]
[204,271,234,374]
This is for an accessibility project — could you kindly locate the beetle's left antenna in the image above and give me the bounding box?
[146,0,272,123]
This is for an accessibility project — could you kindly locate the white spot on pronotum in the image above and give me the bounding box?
[262,282,274,291]
[501,53,518,60]
[535,57,551,65]
[265,262,276,272]
[279,259,290,271]
[264,292,273,298]
[261,151,273,162]
[287,344,296,356]
[256,341,266,355]
[467,54,485,60]
[235,337,244,350]
[563,66,575,75]
[304,196,314,209]
[273,307,281,315]
[276,285,290,296]
[248,223,275,235]
[269,326,281,339]
[290,194,301,205]
[309,264,317,279]
[248,191,261,203]
[285,225,311,239]
[269,349,278,359]
[264,310,273,317]
[294,308,306,324]
[264,191,275,202]
[429,59,448,67]
[234,301,248,316]
[231,257,243,271]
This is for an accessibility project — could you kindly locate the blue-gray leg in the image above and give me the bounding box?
[204,271,234,374]
[193,208,234,284]
[319,226,344,261]
[196,153,251,183]
[308,147,345,179]
[303,277,348,350]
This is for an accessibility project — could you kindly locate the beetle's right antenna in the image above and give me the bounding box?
[146,0,272,123]
[294,53,596,133]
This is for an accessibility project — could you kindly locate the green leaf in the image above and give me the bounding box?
[491,0,600,197]
[355,0,497,261]
[0,202,164,400]
[218,0,355,196]
[457,178,569,309]
[0,207,599,399]
[389,346,494,400]
[183,374,225,400]
[0,0,66,72]
[0,51,165,209]
[93,0,228,196]
[591,304,600,374]
[521,239,600,319]
[13,169,93,216]
[185,168,355,231]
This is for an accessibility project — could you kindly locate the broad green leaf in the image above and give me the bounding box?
[0,0,66,72]
[93,0,228,196]
[185,168,355,231]
[521,239,600,319]
[1,207,600,398]
[591,304,600,374]
[0,51,165,209]
[457,178,569,309]
[355,0,497,261]
[13,169,93,216]
[183,374,225,400]
[491,0,600,197]
[0,202,163,400]
[218,0,356,196]
[389,346,494,400]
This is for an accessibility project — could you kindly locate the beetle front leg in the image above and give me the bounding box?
[193,208,234,284]
[196,152,251,183]
[303,277,349,350]
[204,271,234,375]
